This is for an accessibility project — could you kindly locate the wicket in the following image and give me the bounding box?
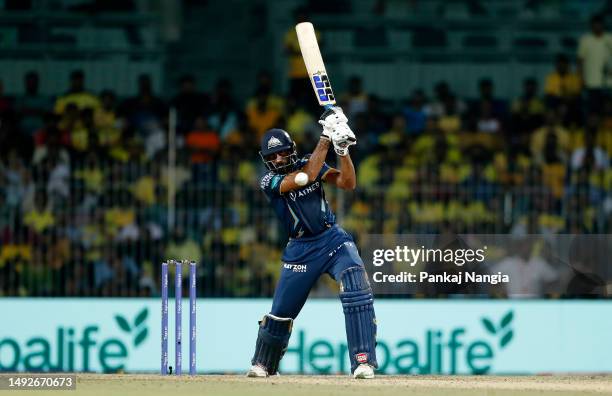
[161,259,197,375]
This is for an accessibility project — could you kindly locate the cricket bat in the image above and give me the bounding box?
[296,22,336,108]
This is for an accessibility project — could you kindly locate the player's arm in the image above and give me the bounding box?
[322,153,356,190]
[279,106,355,193]
[279,138,330,193]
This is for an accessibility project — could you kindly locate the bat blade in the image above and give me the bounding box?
[296,22,336,107]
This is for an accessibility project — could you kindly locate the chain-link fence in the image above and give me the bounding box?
[1,145,609,298]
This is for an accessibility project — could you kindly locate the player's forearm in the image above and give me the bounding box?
[336,153,356,190]
[303,138,330,182]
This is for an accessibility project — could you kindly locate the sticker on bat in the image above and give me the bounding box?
[313,73,334,103]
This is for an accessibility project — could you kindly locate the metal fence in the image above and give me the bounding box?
[0,148,609,298]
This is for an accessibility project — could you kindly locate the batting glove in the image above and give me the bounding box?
[318,106,356,156]
[331,123,356,156]
[319,106,348,140]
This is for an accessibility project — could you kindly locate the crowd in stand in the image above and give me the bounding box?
[0,41,610,296]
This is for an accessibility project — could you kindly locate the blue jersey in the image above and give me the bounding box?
[260,157,336,239]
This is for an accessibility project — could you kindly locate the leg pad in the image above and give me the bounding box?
[339,266,378,373]
[251,314,293,375]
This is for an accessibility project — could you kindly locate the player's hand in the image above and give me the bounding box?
[318,107,356,156]
[318,106,348,141]
[331,123,356,156]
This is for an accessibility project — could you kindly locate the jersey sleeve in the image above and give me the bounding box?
[318,162,334,181]
[300,155,334,181]
[260,172,285,199]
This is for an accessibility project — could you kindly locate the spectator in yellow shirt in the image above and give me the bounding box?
[246,93,281,141]
[245,88,283,141]
[74,153,105,194]
[23,193,55,234]
[166,228,203,272]
[54,70,101,115]
[545,54,582,125]
[531,111,571,159]
[538,132,567,199]
[284,97,317,146]
[95,90,123,149]
[104,190,136,237]
[545,54,582,99]
[245,71,284,116]
[514,78,546,116]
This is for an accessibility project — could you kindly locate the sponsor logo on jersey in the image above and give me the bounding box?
[283,263,307,272]
[288,182,320,202]
[260,172,275,190]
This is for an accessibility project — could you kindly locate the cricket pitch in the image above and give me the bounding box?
[22,374,612,396]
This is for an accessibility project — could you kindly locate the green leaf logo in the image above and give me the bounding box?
[134,328,148,347]
[500,329,514,348]
[481,310,515,349]
[500,311,513,329]
[134,308,149,327]
[115,315,131,333]
[114,308,149,349]
[498,310,514,349]
[481,318,496,335]
[131,308,149,348]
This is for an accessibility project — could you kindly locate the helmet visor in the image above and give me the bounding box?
[260,147,298,174]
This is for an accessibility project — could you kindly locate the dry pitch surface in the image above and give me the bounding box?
[10,374,611,396]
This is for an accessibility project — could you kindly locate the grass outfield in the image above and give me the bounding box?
[27,374,612,396]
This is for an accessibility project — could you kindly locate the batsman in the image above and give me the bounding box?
[247,107,378,379]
